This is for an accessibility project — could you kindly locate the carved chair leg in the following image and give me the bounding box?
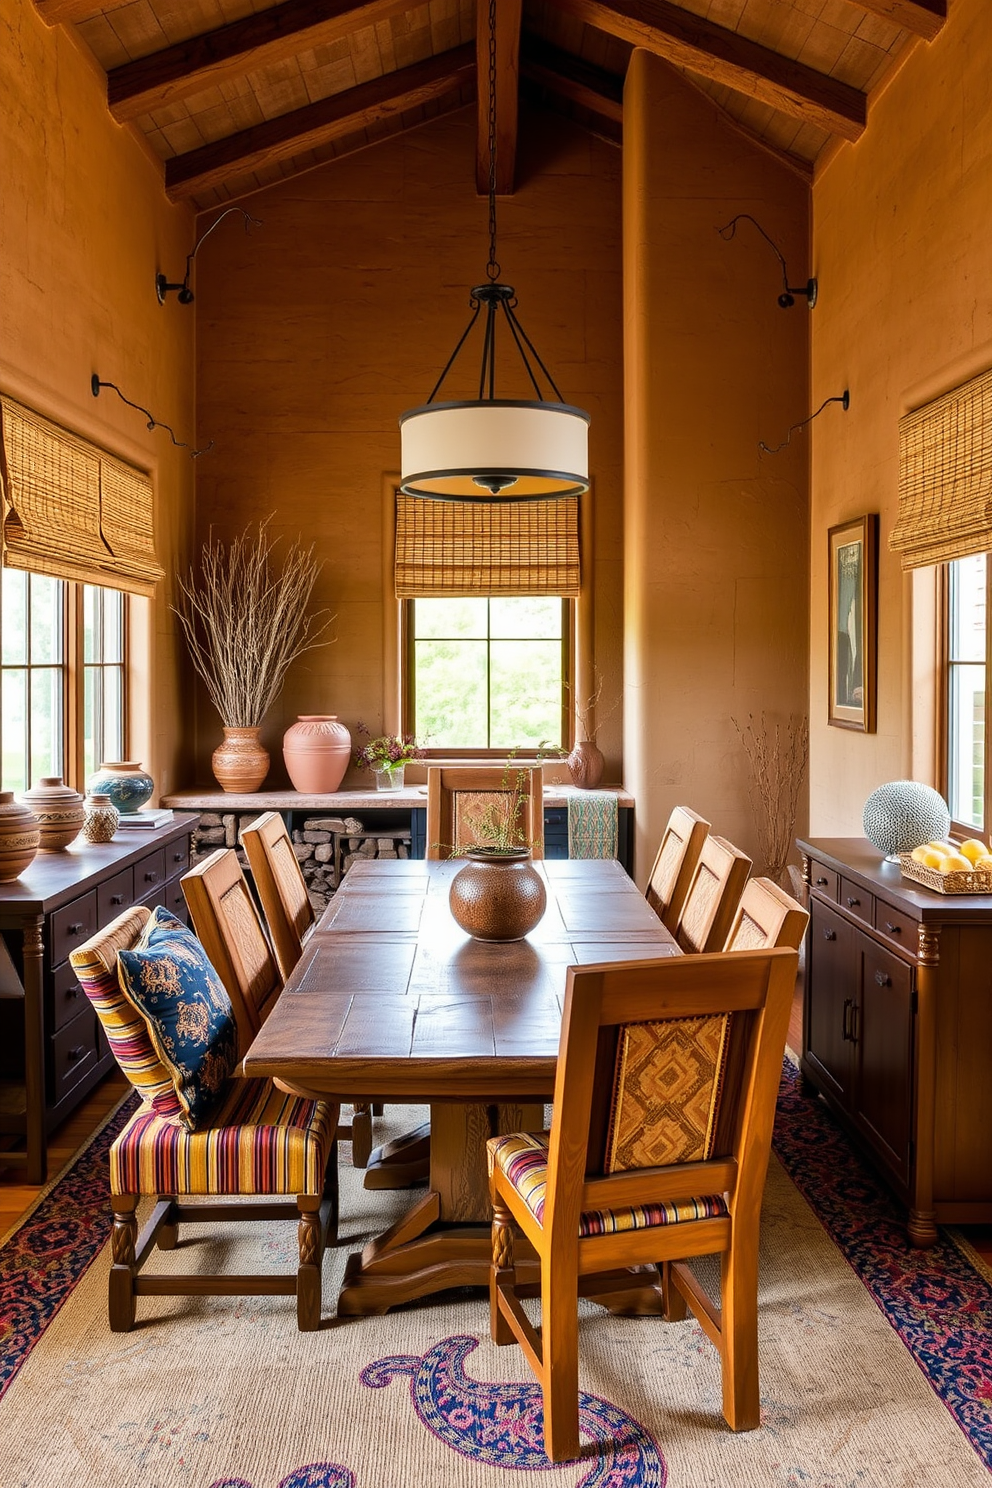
[351,1103,373,1168]
[157,1197,180,1250]
[661,1259,688,1322]
[490,1196,515,1346]
[719,1243,760,1431]
[297,1195,324,1331]
[109,1193,139,1332]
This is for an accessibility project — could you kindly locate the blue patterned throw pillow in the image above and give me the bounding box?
[117,906,239,1130]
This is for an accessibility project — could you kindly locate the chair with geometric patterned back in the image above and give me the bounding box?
[674,834,752,954]
[723,876,808,953]
[240,814,378,1168]
[488,944,798,1461]
[69,904,339,1332]
[426,765,544,860]
[645,805,711,929]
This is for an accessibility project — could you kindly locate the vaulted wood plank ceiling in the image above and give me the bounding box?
[36,0,946,210]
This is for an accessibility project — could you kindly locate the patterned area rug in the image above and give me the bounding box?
[0,1071,990,1487]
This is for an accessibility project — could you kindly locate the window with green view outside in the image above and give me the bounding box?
[410,597,567,749]
[946,553,988,832]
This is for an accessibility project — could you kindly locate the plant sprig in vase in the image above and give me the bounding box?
[353,725,424,777]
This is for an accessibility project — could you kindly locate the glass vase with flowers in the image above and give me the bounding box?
[354,724,424,791]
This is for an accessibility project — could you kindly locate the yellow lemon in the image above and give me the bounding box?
[917,848,947,869]
[976,854,992,869]
[941,853,972,872]
[958,838,987,864]
[926,841,951,856]
[910,845,932,863]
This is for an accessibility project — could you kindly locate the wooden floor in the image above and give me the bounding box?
[3,1042,991,1268]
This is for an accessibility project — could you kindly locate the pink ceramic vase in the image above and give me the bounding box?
[282,715,352,793]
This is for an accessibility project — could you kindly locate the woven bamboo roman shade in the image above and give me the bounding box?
[394,490,580,597]
[890,368,992,570]
[0,396,163,595]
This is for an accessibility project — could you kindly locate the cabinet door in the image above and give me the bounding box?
[805,899,856,1105]
[855,940,914,1189]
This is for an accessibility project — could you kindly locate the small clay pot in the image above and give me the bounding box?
[212,727,270,793]
[79,793,120,844]
[20,777,85,850]
[567,739,605,789]
[0,792,41,880]
[448,848,547,942]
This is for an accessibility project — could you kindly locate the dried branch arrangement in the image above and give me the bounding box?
[732,712,809,883]
[571,670,621,743]
[174,521,334,727]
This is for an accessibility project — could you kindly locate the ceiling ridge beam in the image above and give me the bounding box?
[165,43,476,201]
[553,0,867,141]
[107,0,413,123]
[520,30,624,123]
[836,0,945,41]
[476,0,522,196]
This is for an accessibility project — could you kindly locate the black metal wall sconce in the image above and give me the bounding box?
[91,375,213,458]
[155,206,262,306]
[717,213,817,309]
[759,390,849,455]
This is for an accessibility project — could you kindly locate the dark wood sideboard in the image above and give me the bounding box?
[0,813,199,1184]
[798,836,992,1247]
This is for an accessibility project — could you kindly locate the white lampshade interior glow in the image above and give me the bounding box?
[399,400,590,500]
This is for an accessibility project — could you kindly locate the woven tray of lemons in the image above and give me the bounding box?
[900,838,992,893]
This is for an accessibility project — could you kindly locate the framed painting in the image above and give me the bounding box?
[828,515,877,732]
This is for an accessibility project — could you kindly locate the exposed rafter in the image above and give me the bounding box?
[837,0,945,40]
[35,0,114,23]
[107,0,414,124]
[476,0,522,196]
[520,31,623,127]
[165,44,476,201]
[554,0,867,142]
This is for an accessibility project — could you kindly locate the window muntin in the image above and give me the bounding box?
[946,555,988,833]
[409,596,568,751]
[0,569,126,793]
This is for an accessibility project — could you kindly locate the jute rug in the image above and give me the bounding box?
[1,1067,991,1488]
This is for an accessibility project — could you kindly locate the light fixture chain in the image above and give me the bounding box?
[486,0,500,282]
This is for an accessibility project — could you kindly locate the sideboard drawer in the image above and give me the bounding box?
[167,839,191,876]
[165,880,189,924]
[51,960,87,1031]
[808,860,839,900]
[49,1004,99,1104]
[134,848,167,898]
[50,892,98,968]
[840,877,873,925]
[98,867,134,923]
[875,900,918,953]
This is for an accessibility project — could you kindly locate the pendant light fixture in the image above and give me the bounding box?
[399,0,589,502]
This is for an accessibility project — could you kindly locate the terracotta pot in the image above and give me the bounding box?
[448,848,547,942]
[212,727,270,793]
[79,793,120,844]
[282,715,351,793]
[20,777,85,850]
[87,760,154,815]
[567,738,605,789]
[0,792,41,880]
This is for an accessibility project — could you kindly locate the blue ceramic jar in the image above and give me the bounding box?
[87,761,154,815]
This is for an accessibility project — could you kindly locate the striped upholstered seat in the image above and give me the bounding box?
[111,1079,336,1198]
[488,1131,728,1237]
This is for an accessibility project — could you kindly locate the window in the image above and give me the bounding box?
[945,554,989,833]
[0,569,126,793]
[407,596,570,751]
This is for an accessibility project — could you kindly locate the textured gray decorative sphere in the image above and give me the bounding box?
[862,780,951,858]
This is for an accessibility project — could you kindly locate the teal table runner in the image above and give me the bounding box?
[567,790,618,859]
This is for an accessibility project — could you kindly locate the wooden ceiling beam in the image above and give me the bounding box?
[520,31,623,126]
[165,44,476,201]
[475,0,522,196]
[35,0,114,24]
[836,0,945,41]
[554,0,867,141]
[107,0,413,124]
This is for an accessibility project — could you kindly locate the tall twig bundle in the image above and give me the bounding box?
[174,522,333,728]
[732,712,809,883]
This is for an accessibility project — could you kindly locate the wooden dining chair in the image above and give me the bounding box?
[645,805,711,929]
[674,834,752,954]
[183,845,377,1167]
[69,904,339,1332]
[488,944,798,1461]
[723,876,808,952]
[426,764,544,859]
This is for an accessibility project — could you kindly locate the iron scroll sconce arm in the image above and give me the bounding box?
[91,375,214,458]
[156,207,262,305]
[759,390,849,455]
[717,214,817,309]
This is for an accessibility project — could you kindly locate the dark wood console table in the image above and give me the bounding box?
[0,813,198,1184]
[798,836,992,1247]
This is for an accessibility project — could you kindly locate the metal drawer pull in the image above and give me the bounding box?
[67,1044,87,1062]
[885,921,901,934]
[842,998,853,1039]
[875,970,890,986]
[846,896,860,907]
[111,894,124,906]
[144,871,158,883]
[65,985,80,999]
[815,876,828,886]
[174,851,185,862]
[68,922,85,935]
[823,928,836,940]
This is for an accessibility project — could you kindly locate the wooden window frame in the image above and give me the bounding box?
[940,556,991,838]
[401,596,575,759]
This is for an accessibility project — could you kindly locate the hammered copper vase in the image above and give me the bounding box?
[448,848,547,942]
[0,792,40,880]
[567,739,605,789]
[212,726,270,793]
[282,715,351,793]
[20,777,85,850]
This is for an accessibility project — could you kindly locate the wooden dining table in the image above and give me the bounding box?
[243,855,680,1316]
